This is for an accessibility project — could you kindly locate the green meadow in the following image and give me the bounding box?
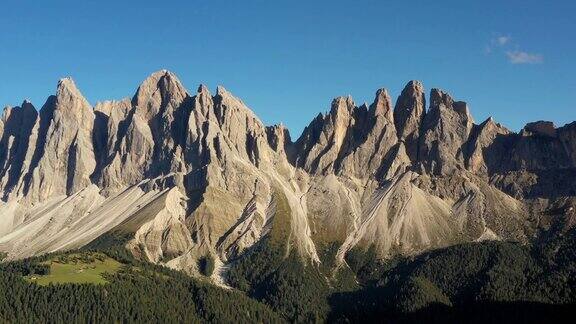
[25,252,122,285]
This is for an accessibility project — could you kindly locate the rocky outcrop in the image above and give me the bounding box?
[98,70,192,193]
[294,89,398,178]
[294,96,359,174]
[1,70,574,280]
[0,101,38,200]
[559,122,576,166]
[394,80,426,162]
[524,121,556,137]
[466,117,510,175]
[419,89,474,175]
[12,78,97,203]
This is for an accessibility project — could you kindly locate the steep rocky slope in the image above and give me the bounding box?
[1,70,574,280]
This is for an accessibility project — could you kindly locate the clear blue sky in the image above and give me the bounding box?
[1,0,574,137]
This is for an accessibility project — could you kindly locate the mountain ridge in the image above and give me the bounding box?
[1,70,575,281]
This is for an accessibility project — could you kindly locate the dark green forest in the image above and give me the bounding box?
[2,228,576,323]
[0,250,283,323]
[330,229,576,323]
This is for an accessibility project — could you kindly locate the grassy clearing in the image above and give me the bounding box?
[25,252,123,285]
[269,190,292,248]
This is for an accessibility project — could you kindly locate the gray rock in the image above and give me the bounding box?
[394,80,426,162]
[419,88,474,175]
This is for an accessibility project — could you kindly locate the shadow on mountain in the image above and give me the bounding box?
[490,168,576,199]
[328,296,576,324]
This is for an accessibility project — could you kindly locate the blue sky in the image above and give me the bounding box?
[1,0,574,137]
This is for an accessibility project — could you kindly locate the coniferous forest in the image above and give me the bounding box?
[0,249,282,323]
[1,229,576,323]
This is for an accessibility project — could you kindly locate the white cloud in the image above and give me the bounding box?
[485,35,510,55]
[506,51,544,64]
[497,36,510,45]
[485,34,544,65]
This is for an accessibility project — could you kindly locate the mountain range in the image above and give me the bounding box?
[0,69,575,282]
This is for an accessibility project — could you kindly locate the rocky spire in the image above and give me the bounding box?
[394,80,425,162]
[419,88,474,175]
[91,99,132,186]
[559,122,576,167]
[370,88,394,123]
[337,88,398,178]
[97,70,192,192]
[466,117,510,174]
[328,96,356,151]
[18,77,96,201]
[293,90,399,177]
[292,96,356,173]
[132,70,188,120]
[266,123,291,154]
[0,101,38,198]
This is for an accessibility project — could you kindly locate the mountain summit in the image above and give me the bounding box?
[1,70,575,279]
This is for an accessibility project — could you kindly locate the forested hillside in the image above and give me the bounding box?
[1,230,575,323]
[0,250,283,323]
[330,229,576,322]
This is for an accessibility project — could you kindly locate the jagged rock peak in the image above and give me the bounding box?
[215,85,253,109]
[19,100,37,116]
[135,69,184,93]
[0,101,37,127]
[466,116,511,173]
[430,88,472,121]
[419,87,475,175]
[11,75,97,202]
[0,107,9,123]
[394,80,426,162]
[401,80,425,102]
[197,84,211,95]
[191,84,214,119]
[213,85,258,121]
[430,88,454,108]
[215,85,228,97]
[132,70,188,117]
[57,77,79,92]
[266,123,292,153]
[56,77,91,108]
[453,101,470,115]
[524,121,557,137]
[1,100,36,119]
[394,80,425,129]
[51,77,94,121]
[406,80,424,90]
[138,69,176,83]
[480,116,506,130]
[370,88,394,122]
[329,95,355,116]
[398,80,424,97]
